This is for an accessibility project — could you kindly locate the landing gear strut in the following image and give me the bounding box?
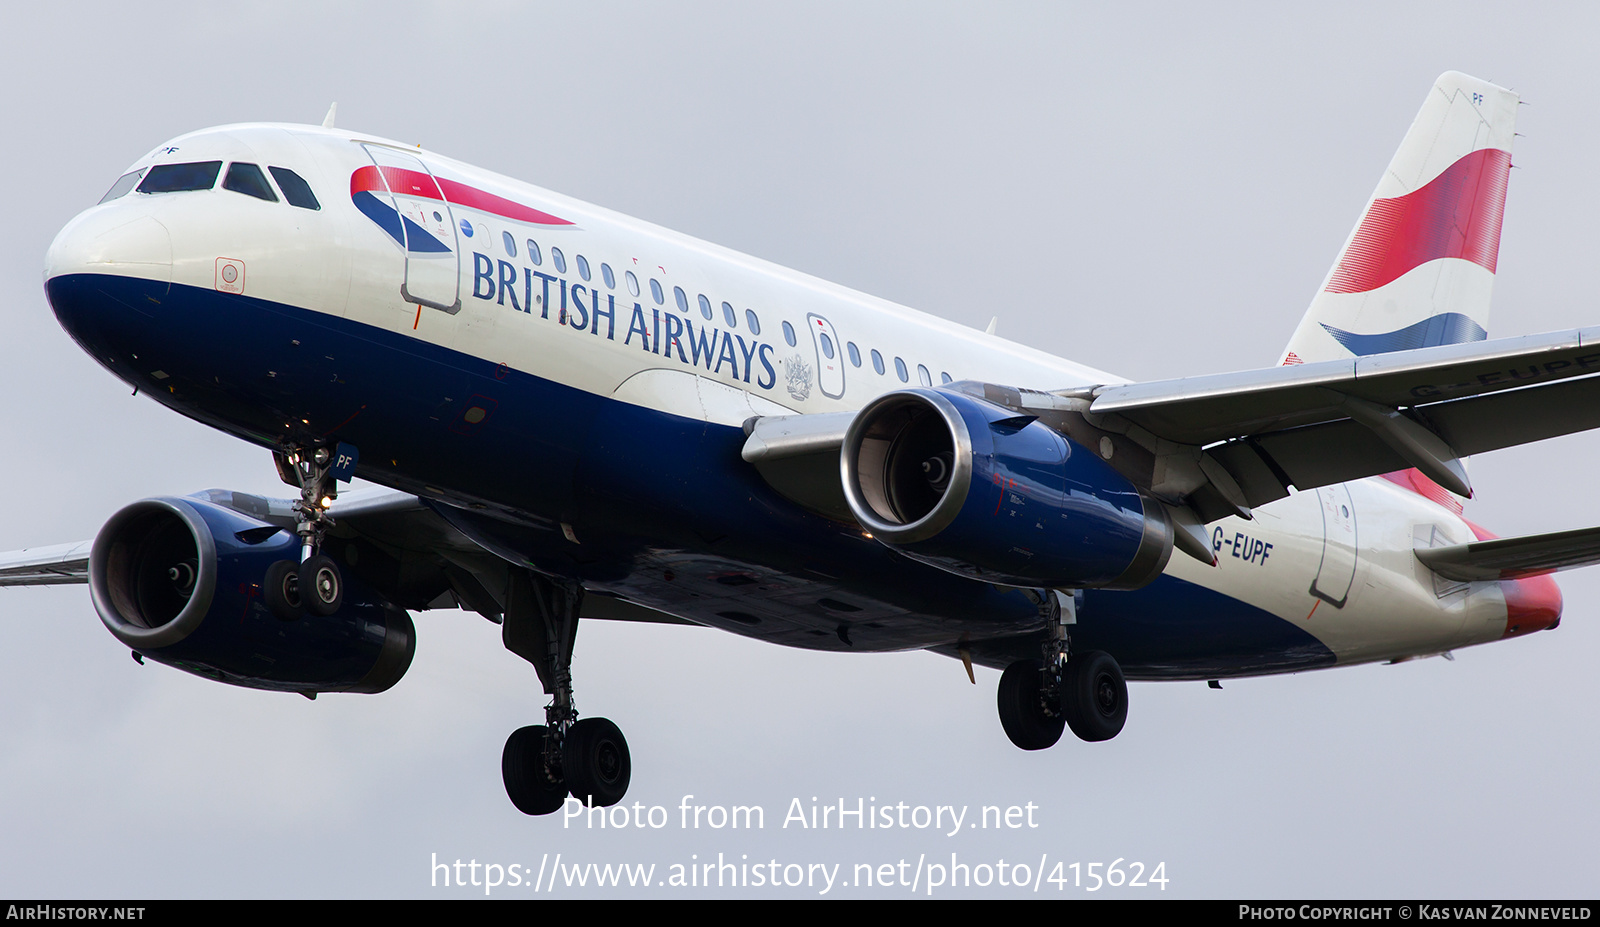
[265,446,345,622]
[500,570,631,815]
[996,590,1128,749]
[276,446,339,562]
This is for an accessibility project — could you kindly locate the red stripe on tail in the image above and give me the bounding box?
[1325,148,1511,294]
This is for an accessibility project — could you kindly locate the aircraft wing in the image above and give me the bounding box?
[1088,327,1600,440]
[1087,326,1600,510]
[0,487,688,625]
[0,541,92,586]
[1416,525,1600,581]
[744,326,1600,527]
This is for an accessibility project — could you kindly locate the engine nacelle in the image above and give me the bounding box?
[89,496,414,694]
[842,389,1172,589]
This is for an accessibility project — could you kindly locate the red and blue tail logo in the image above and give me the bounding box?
[350,165,572,252]
[1325,148,1511,295]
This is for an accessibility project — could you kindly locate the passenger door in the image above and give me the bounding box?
[805,313,845,399]
[1310,485,1359,608]
[361,144,461,314]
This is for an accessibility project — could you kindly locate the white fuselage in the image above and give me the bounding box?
[43,123,1556,676]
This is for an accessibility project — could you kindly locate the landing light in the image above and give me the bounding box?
[319,496,333,509]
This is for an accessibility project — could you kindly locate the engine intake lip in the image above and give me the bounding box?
[841,389,973,545]
[90,497,218,650]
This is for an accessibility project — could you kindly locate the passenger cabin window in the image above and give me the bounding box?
[602,263,615,288]
[847,342,861,367]
[649,279,664,305]
[577,254,591,281]
[625,271,640,297]
[894,357,909,382]
[745,309,761,335]
[502,232,518,257]
[551,247,567,273]
[99,169,145,204]
[698,294,713,319]
[222,163,277,201]
[782,321,797,346]
[268,167,320,210]
[917,364,932,387]
[675,286,689,313]
[138,161,222,194]
[527,240,542,266]
[722,301,737,328]
[871,349,885,375]
[940,371,952,384]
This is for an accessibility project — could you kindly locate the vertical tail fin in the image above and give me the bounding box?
[1278,72,1519,367]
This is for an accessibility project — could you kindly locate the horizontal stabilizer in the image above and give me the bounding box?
[1416,526,1600,581]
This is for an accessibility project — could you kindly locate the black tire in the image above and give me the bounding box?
[564,717,631,808]
[299,554,343,617]
[502,725,567,816]
[263,560,302,622]
[1063,650,1128,743]
[996,659,1065,750]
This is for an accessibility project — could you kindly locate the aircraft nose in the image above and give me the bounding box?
[1501,572,1562,638]
[43,209,174,360]
[43,210,172,286]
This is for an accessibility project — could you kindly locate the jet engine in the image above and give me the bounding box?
[841,389,1173,589]
[89,496,414,694]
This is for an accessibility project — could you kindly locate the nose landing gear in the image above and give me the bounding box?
[263,446,346,622]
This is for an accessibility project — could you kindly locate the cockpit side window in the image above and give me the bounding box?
[98,169,146,204]
[268,166,320,210]
[138,161,222,194]
[222,163,279,202]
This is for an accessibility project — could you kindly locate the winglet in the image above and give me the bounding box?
[321,102,338,129]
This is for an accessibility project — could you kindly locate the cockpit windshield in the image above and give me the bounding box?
[137,161,222,194]
[98,159,321,211]
[98,169,146,204]
[222,162,278,202]
[269,167,320,210]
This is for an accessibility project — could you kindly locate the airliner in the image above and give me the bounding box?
[13,72,1600,815]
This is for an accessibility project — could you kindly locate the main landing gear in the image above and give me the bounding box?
[996,590,1128,750]
[264,446,345,622]
[499,570,631,815]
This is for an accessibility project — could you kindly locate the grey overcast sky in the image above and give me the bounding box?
[1,1,1597,899]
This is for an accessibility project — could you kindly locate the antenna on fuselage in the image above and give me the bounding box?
[321,102,338,129]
